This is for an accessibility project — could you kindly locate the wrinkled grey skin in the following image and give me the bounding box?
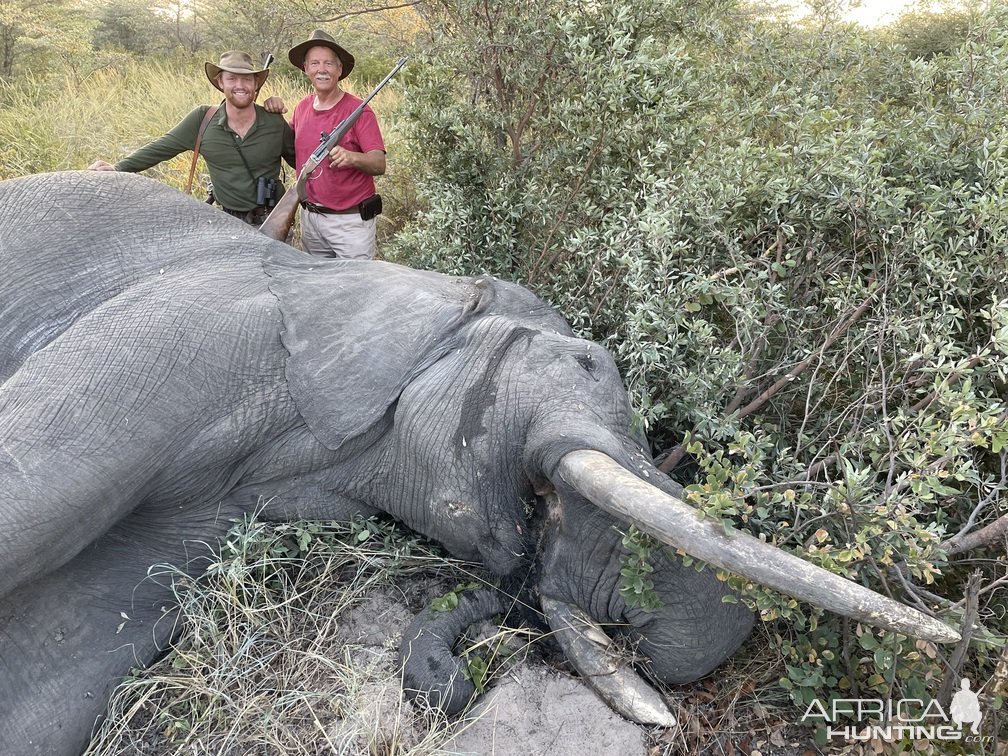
[0,172,753,754]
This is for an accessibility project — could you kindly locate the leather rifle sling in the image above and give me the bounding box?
[184,103,221,195]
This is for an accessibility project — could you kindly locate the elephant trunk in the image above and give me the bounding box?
[397,588,506,715]
[556,449,960,644]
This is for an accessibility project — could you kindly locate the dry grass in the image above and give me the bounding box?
[0,58,413,255]
[0,59,404,189]
[76,509,818,755]
[84,515,493,756]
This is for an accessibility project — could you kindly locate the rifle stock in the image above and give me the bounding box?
[258,57,407,246]
[259,185,300,241]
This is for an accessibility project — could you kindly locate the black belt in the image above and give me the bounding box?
[300,201,359,215]
[221,206,268,225]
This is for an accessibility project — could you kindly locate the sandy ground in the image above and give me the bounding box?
[336,588,652,756]
[443,666,646,755]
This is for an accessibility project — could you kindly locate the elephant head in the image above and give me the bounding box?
[261,176,959,720]
[373,281,959,721]
[0,172,958,753]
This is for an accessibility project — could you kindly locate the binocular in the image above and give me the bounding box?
[256,176,279,208]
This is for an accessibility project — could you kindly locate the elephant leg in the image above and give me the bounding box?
[0,280,282,599]
[0,355,164,598]
[0,511,230,755]
[0,441,143,599]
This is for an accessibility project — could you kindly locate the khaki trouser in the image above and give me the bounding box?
[300,210,377,259]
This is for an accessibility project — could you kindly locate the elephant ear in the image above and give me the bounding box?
[264,251,492,450]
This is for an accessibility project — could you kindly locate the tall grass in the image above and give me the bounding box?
[0,59,406,199]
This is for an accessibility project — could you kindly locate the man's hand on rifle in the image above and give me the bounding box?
[328,146,387,176]
[327,145,355,169]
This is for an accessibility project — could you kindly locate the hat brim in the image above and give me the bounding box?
[287,39,355,80]
[205,62,270,92]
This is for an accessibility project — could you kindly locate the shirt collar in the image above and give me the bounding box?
[214,102,261,135]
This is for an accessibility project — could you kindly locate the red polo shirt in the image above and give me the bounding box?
[291,92,385,211]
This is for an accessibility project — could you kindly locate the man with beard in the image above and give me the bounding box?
[286,30,387,259]
[88,51,295,227]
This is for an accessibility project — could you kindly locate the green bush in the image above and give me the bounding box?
[391,0,1008,718]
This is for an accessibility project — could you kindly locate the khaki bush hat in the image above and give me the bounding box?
[205,51,270,91]
[288,29,355,79]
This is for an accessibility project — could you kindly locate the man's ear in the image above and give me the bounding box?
[264,252,495,451]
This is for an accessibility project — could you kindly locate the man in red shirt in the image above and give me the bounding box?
[288,30,387,259]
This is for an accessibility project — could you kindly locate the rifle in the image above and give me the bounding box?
[260,57,407,242]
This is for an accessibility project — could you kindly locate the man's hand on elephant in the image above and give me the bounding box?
[87,160,117,171]
[263,96,288,114]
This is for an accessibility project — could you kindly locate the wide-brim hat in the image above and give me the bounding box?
[288,29,354,79]
[205,51,270,91]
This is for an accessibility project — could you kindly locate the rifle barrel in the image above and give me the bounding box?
[258,57,408,243]
[307,57,408,166]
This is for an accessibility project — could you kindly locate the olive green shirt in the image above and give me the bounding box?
[116,103,296,212]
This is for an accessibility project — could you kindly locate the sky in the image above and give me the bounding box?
[792,0,949,27]
[844,0,918,26]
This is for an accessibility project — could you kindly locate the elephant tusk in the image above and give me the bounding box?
[557,450,961,645]
[541,596,678,728]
